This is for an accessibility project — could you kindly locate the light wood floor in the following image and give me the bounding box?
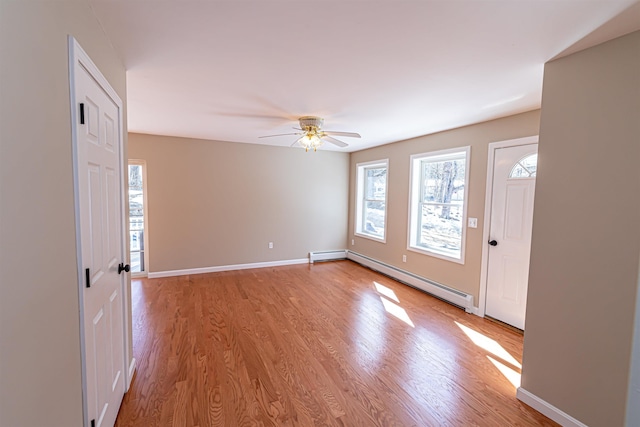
[115,261,556,426]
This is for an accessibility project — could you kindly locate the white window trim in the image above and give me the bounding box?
[128,159,149,277]
[355,159,389,243]
[407,146,470,264]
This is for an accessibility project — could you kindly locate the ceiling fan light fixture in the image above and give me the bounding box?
[259,116,357,151]
[299,132,323,152]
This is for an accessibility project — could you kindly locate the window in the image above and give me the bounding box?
[408,147,470,263]
[128,161,147,274]
[355,159,389,241]
[510,154,537,178]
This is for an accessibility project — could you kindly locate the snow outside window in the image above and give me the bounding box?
[408,147,470,263]
[355,159,388,242]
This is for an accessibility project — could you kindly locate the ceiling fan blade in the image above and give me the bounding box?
[323,135,349,148]
[323,130,361,138]
[259,132,301,139]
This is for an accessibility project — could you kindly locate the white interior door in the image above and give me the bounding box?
[75,64,126,427]
[485,143,537,330]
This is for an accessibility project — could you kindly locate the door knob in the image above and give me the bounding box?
[488,240,498,246]
[118,263,130,274]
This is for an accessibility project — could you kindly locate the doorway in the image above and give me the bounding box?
[479,136,538,330]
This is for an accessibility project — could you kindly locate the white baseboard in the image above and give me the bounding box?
[346,251,474,312]
[148,258,309,278]
[517,387,587,427]
[127,357,136,390]
[310,250,347,263]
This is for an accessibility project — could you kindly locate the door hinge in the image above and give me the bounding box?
[85,268,91,288]
[90,419,95,427]
[80,103,85,125]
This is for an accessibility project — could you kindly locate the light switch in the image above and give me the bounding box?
[468,218,478,228]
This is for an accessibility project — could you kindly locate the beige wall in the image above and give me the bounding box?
[348,111,540,303]
[128,133,349,273]
[521,31,640,427]
[0,1,127,426]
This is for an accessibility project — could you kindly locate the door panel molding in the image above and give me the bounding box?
[478,135,538,319]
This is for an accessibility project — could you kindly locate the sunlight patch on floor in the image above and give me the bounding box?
[455,321,524,388]
[455,322,521,368]
[374,282,400,302]
[373,282,414,327]
[487,356,521,388]
[380,296,415,327]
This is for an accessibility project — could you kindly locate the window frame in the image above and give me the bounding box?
[128,159,149,277]
[407,146,470,264]
[355,159,389,243]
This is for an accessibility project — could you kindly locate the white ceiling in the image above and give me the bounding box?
[89,0,640,152]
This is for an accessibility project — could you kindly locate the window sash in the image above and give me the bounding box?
[415,203,464,256]
[355,160,388,242]
[128,161,148,275]
[408,147,470,263]
[362,201,386,239]
[363,166,386,199]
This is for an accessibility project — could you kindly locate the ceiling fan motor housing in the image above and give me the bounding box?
[299,116,324,130]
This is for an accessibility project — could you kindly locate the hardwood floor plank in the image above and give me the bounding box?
[116,261,557,427]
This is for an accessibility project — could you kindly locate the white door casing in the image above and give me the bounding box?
[69,37,131,427]
[478,136,538,329]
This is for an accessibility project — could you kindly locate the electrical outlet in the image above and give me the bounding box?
[402,255,407,263]
[351,239,355,246]
[268,242,273,249]
[468,217,478,228]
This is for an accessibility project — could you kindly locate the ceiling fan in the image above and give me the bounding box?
[259,116,361,151]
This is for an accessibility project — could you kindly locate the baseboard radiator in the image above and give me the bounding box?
[347,250,474,313]
[309,250,348,263]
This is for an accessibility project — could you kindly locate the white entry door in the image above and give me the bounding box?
[74,57,126,425]
[485,143,537,330]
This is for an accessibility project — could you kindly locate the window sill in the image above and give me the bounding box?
[407,245,464,265]
[355,231,387,244]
